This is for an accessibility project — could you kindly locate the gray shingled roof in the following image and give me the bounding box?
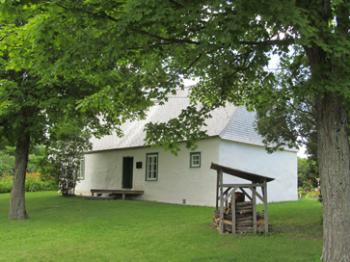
[89,89,269,152]
[220,107,264,147]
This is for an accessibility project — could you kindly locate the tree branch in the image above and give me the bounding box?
[54,2,200,46]
[168,0,185,8]
[130,28,200,45]
[239,38,295,47]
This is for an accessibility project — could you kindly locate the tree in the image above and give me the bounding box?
[0,2,161,219]
[42,1,348,260]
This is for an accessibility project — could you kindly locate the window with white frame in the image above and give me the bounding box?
[145,153,158,181]
[190,152,201,168]
[77,158,85,180]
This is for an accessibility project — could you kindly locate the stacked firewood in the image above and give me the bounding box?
[212,201,268,233]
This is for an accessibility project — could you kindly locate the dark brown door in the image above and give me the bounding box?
[122,157,133,189]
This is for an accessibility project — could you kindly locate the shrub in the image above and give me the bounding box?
[298,187,321,200]
[0,147,15,176]
[0,176,13,193]
[0,173,57,193]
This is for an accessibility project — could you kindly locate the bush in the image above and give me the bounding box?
[298,187,321,200]
[0,147,15,176]
[0,173,57,193]
[0,176,12,193]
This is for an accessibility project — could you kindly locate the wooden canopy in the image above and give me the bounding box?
[210,163,274,183]
[211,163,274,234]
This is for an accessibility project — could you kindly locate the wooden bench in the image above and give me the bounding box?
[90,189,144,200]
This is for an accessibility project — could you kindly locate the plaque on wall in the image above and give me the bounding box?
[136,161,143,169]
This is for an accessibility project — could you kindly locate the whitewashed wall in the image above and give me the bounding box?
[75,137,298,206]
[75,138,220,206]
[218,140,298,202]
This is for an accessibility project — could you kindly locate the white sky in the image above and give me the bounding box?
[297,145,307,158]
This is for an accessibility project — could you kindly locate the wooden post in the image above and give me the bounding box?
[252,185,257,233]
[263,181,269,234]
[216,171,219,210]
[219,169,224,233]
[231,187,236,234]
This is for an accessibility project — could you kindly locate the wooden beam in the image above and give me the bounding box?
[239,187,252,201]
[252,186,257,233]
[222,183,263,188]
[219,169,224,233]
[224,187,232,208]
[255,190,264,202]
[223,187,232,196]
[263,181,269,234]
[231,188,236,234]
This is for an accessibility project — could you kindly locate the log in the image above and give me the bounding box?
[237,221,253,227]
[224,214,253,221]
[236,201,252,207]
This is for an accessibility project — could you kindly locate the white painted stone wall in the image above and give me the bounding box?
[218,139,298,202]
[75,138,220,206]
[75,137,298,206]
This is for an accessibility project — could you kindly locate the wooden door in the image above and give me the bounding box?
[122,157,133,189]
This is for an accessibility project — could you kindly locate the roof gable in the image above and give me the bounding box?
[219,107,265,147]
[89,89,266,152]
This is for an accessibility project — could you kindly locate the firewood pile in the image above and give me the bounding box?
[213,200,269,233]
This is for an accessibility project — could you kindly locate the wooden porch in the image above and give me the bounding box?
[90,189,144,200]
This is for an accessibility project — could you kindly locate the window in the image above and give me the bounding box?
[190,152,201,168]
[145,153,158,181]
[77,158,85,180]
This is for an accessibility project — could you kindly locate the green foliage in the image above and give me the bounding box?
[0,176,11,193]
[0,173,56,193]
[24,174,57,192]
[25,0,348,154]
[298,158,319,190]
[299,187,321,200]
[0,146,15,176]
[0,192,322,261]
[0,145,54,178]
[0,1,174,211]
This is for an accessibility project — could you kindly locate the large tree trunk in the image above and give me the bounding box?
[8,130,30,220]
[317,93,350,262]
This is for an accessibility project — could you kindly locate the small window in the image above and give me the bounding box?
[77,158,85,180]
[190,152,201,168]
[145,153,158,181]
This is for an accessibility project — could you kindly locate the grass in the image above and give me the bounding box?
[0,192,322,262]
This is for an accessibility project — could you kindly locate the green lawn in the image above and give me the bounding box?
[0,192,322,262]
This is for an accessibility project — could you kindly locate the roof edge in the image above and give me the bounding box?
[219,136,298,153]
[85,135,220,154]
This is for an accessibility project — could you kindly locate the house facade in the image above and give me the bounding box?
[75,90,298,206]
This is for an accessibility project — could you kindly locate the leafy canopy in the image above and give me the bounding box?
[14,0,347,152]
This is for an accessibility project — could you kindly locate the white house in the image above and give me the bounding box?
[75,89,298,206]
